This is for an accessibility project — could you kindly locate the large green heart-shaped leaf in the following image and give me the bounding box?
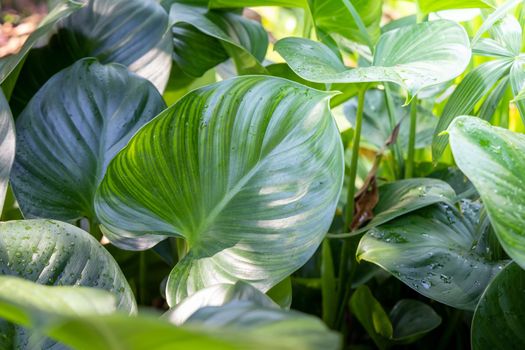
[0,220,135,348]
[95,76,344,304]
[471,262,525,350]
[275,20,470,98]
[357,203,507,310]
[449,116,525,269]
[0,90,14,214]
[10,59,165,222]
[170,3,268,77]
[10,0,171,115]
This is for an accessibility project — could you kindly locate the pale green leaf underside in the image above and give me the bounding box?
[275,20,470,97]
[449,116,525,269]
[0,90,15,214]
[471,262,525,350]
[357,203,506,310]
[95,76,344,305]
[11,59,165,222]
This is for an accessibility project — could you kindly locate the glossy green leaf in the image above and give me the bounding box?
[350,285,392,350]
[449,116,525,269]
[0,0,84,86]
[0,220,136,348]
[10,0,171,115]
[417,0,492,15]
[432,59,513,161]
[275,20,470,98]
[510,58,525,123]
[170,3,268,76]
[165,282,277,325]
[354,178,456,234]
[185,301,340,350]
[94,76,344,305]
[10,59,165,222]
[0,276,117,349]
[472,0,523,46]
[0,91,14,215]
[471,262,525,350]
[389,299,441,343]
[266,277,293,309]
[357,203,507,310]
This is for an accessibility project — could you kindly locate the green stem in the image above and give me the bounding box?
[341,0,374,54]
[437,309,462,350]
[383,84,403,179]
[88,217,102,241]
[405,98,418,178]
[336,86,367,328]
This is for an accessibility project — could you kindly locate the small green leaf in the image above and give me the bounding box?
[95,76,344,305]
[275,20,471,98]
[357,203,507,310]
[471,262,525,350]
[389,299,441,343]
[170,3,268,76]
[11,59,165,222]
[0,90,14,215]
[449,116,525,269]
[350,285,392,350]
[267,277,293,309]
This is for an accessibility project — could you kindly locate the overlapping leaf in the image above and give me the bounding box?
[357,203,507,310]
[0,91,14,214]
[11,59,165,222]
[449,116,525,269]
[471,262,525,350]
[275,20,471,98]
[170,3,268,77]
[10,0,171,115]
[95,76,343,305]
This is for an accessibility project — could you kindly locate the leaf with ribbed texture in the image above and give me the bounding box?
[432,59,512,161]
[510,58,525,123]
[209,0,307,7]
[165,282,277,325]
[185,301,340,350]
[275,20,470,98]
[417,0,492,15]
[170,3,268,76]
[472,0,523,46]
[0,220,136,348]
[0,0,84,87]
[10,0,171,115]
[353,178,456,234]
[471,262,525,350]
[357,203,507,310]
[10,59,165,222]
[0,91,14,214]
[94,76,343,305]
[449,116,525,269]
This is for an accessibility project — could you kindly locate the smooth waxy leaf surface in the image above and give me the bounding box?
[353,178,456,234]
[11,59,165,222]
[10,0,171,115]
[389,299,441,343]
[166,282,276,325]
[0,91,14,214]
[471,262,525,350]
[95,76,344,305]
[171,3,268,76]
[275,20,470,97]
[357,203,507,310]
[0,276,117,350]
[449,116,525,269]
[0,220,135,348]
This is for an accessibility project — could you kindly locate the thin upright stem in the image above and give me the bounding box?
[336,86,367,328]
[405,98,418,178]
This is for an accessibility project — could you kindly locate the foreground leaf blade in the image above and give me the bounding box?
[0,91,14,214]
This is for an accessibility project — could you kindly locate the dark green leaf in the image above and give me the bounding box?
[389,299,441,343]
[11,59,166,222]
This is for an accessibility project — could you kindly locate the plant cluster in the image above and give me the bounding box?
[0,0,524,349]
